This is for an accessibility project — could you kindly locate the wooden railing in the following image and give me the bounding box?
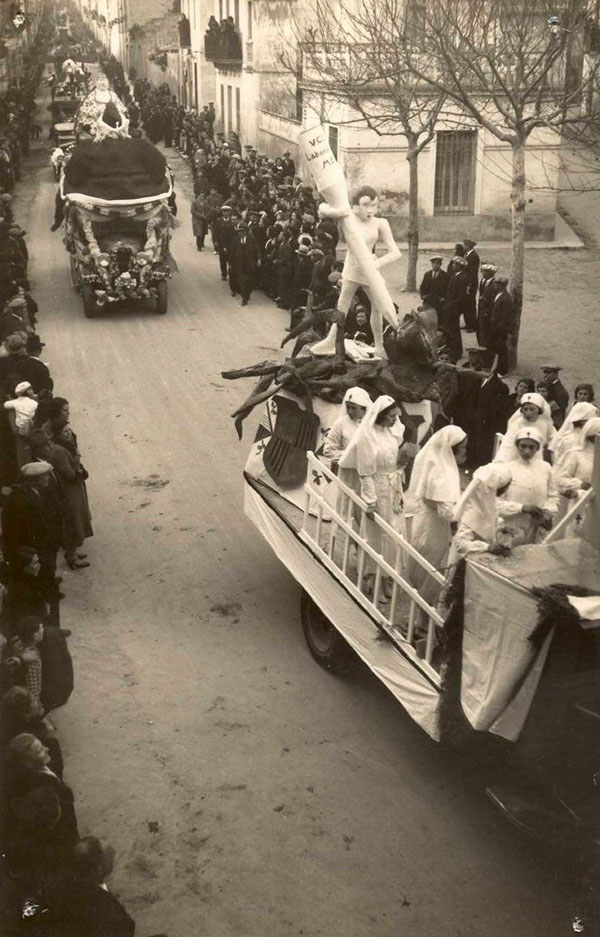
[300,452,446,680]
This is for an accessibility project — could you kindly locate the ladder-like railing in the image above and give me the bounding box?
[543,488,595,544]
[300,452,447,682]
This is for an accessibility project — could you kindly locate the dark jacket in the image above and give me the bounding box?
[39,876,136,937]
[229,233,260,276]
[0,352,53,393]
[1,485,63,561]
[213,217,235,250]
[419,268,448,308]
[489,290,514,347]
[465,248,480,290]
[546,378,569,415]
[444,270,469,311]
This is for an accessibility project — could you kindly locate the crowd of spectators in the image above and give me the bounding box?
[0,14,143,937]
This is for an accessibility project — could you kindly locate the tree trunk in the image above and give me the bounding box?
[508,137,526,372]
[405,142,419,291]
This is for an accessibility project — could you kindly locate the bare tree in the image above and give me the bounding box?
[281,0,446,289]
[400,0,598,366]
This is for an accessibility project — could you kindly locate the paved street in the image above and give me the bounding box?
[11,125,586,936]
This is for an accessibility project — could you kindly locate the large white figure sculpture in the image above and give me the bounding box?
[298,125,400,363]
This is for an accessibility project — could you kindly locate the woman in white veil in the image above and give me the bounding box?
[406,425,467,613]
[495,392,556,462]
[339,395,406,594]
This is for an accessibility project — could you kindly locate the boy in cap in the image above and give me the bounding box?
[4,380,37,436]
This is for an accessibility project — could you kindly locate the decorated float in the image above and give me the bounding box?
[59,75,173,318]
[224,124,600,853]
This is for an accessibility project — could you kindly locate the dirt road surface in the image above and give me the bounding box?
[11,126,588,937]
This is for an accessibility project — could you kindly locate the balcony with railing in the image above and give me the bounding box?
[300,39,571,98]
[204,22,243,69]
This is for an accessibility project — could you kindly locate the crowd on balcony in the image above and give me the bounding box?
[204,15,243,63]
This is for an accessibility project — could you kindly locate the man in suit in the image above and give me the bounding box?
[463,237,480,332]
[476,262,497,347]
[419,254,448,314]
[212,204,236,281]
[228,221,260,306]
[273,228,294,310]
[488,274,514,376]
[441,255,469,360]
[454,347,509,468]
[540,365,569,423]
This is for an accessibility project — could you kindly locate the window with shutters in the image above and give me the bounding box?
[434,130,477,214]
[236,87,241,132]
[227,85,233,133]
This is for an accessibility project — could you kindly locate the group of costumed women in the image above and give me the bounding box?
[323,386,599,615]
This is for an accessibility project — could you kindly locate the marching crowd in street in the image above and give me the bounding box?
[0,18,139,937]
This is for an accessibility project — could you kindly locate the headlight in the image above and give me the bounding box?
[97,252,110,268]
[136,251,151,266]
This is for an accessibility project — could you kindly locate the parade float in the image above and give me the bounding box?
[59,75,173,318]
[225,124,600,850]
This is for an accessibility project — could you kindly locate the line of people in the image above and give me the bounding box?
[419,243,514,372]
[323,379,598,616]
[0,19,140,936]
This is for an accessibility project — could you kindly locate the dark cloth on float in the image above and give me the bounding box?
[64,138,168,200]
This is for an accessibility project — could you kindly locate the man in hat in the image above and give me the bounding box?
[273,227,294,310]
[462,237,479,332]
[281,150,296,179]
[454,347,509,468]
[2,462,64,600]
[0,296,32,343]
[476,263,498,347]
[540,365,569,422]
[0,332,52,393]
[213,205,236,281]
[487,275,514,376]
[419,255,448,314]
[228,220,260,306]
[441,254,469,360]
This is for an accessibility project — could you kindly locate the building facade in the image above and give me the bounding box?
[93,0,565,240]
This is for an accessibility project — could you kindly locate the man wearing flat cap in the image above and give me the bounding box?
[540,365,569,420]
[462,237,479,333]
[419,255,448,315]
[0,332,53,393]
[213,205,235,281]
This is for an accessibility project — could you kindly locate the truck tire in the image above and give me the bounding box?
[156,280,168,314]
[81,284,96,319]
[300,589,355,675]
[69,254,80,293]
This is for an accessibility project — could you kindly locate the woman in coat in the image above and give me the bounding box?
[190,192,209,251]
[47,398,92,570]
